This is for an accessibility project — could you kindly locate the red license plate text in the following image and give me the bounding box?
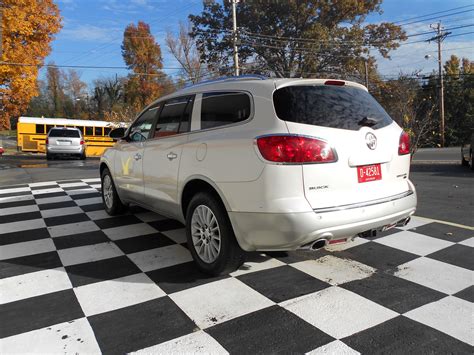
[357,164,382,183]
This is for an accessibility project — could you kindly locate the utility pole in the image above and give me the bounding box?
[427,22,450,148]
[364,59,369,90]
[231,0,240,76]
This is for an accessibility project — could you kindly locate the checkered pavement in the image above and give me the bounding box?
[0,179,473,354]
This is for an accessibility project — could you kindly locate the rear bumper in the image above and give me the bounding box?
[47,145,85,154]
[228,183,417,251]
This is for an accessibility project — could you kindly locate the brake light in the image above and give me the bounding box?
[80,140,85,145]
[324,80,345,86]
[256,135,336,163]
[398,131,410,155]
[45,138,48,145]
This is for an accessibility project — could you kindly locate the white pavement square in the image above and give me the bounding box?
[58,242,123,266]
[128,245,193,272]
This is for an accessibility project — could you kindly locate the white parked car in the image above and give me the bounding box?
[101,76,417,275]
[46,127,86,160]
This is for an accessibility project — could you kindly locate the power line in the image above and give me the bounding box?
[399,9,474,27]
[406,24,474,38]
[393,4,474,25]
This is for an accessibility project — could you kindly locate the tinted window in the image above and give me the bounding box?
[129,105,160,142]
[75,126,85,135]
[46,125,55,133]
[273,85,392,131]
[49,129,80,138]
[94,127,103,136]
[85,126,93,136]
[201,92,250,129]
[154,96,193,138]
[36,124,45,134]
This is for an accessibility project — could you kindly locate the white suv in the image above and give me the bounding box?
[101,76,417,275]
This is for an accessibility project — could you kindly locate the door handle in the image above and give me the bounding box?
[167,152,178,160]
[134,153,142,161]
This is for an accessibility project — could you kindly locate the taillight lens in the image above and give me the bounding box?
[256,135,336,163]
[45,138,48,145]
[398,131,410,155]
[80,140,85,145]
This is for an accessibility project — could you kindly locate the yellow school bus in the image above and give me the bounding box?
[17,117,120,156]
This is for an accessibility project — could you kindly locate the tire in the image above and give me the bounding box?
[461,152,469,166]
[80,152,86,160]
[101,167,127,215]
[46,153,53,160]
[186,192,244,275]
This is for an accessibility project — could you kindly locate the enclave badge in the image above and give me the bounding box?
[365,132,377,150]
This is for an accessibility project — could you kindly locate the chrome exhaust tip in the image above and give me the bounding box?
[310,239,327,251]
[396,217,411,227]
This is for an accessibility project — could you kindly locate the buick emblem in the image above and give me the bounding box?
[365,133,377,150]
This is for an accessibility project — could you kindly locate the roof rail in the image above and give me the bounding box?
[184,74,267,89]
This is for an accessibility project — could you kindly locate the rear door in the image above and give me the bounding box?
[114,105,160,202]
[273,83,411,210]
[142,96,194,218]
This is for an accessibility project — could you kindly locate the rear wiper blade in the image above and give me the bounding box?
[358,117,379,127]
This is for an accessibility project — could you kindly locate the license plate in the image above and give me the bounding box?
[357,164,382,183]
[57,140,71,145]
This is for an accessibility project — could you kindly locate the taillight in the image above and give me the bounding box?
[398,131,410,155]
[324,80,345,86]
[45,138,48,144]
[256,135,337,163]
[80,140,85,145]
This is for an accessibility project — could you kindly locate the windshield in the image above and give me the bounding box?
[48,129,81,138]
[273,85,393,130]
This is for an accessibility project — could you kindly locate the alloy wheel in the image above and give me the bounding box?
[191,205,221,263]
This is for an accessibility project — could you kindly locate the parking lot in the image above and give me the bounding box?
[0,153,473,353]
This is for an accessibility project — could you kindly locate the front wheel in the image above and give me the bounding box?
[186,192,244,275]
[101,168,127,215]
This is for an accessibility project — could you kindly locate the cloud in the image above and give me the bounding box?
[61,24,121,42]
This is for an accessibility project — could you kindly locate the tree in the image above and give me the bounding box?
[64,69,88,118]
[121,21,167,108]
[45,63,66,117]
[189,0,406,78]
[166,21,207,84]
[0,0,62,129]
[104,75,124,113]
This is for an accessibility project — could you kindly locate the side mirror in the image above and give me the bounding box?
[109,127,126,140]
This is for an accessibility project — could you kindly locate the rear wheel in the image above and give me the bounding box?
[101,168,127,215]
[461,151,469,166]
[46,153,54,160]
[186,192,244,275]
[80,152,86,160]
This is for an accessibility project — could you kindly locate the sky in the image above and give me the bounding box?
[44,0,474,85]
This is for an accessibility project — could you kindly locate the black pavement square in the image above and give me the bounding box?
[0,211,42,224]
[0,290,84,338]
[62,185,91,191]
[88,297,196,354]
[44,213,90,227]
[0,190,32,198]
[70,192,100,200]
[0,228,50,246]
[52,230,110,250]
[336,242,419,272]
[207,305,334,354]
[94,215,143,229]
[0,251,62,279]
[343,316,473,354]
[409,222,473,242]
[426,244,474,270]
[146,261,228,294]
[453,285,474,303]
[341,272,446,314]
[79,203,104,212]
[237,265,330,303]
[30,184,59,190]
[148,219,184,232]
[0,184,29,190]
[34,191,67,199]
[38,200,77,210]
[114,233,175,254]
[0,199,36,209]
[66,256,142,287]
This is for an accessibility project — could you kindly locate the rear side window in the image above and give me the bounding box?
[201,92,251,129]
[273,85,392,131]
[154,96,193,138]
[48,129,80,138]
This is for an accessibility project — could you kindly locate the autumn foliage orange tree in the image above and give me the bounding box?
[122,21,169,109]
[0,0,62,130]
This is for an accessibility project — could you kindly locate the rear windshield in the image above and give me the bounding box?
[273,85,392,130]
[48,129,80,138]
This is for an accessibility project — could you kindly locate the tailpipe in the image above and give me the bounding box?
[396,217,411,227]
[310,239,327,251]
